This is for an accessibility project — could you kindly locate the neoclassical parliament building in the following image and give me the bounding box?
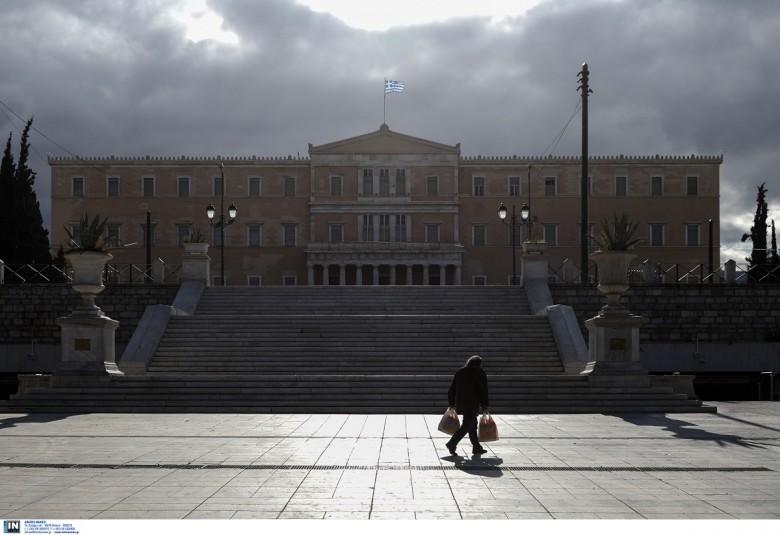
[50,124,722,286]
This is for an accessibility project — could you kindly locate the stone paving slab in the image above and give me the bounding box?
[0,402,778,520]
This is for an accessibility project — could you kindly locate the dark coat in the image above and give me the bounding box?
[447,364,489,414]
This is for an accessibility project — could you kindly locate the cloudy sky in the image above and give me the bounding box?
[1,0,779,262]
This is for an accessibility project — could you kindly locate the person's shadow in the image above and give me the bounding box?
[443,454,504,477]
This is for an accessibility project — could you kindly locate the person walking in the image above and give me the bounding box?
[445,355,489,456]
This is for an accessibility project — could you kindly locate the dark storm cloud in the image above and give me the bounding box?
[1,0,779,259]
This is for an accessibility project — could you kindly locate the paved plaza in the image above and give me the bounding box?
[0,402,778,521]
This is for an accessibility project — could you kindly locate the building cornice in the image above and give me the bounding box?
[459,154,724,164]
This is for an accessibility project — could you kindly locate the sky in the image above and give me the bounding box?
[1,0,779,263]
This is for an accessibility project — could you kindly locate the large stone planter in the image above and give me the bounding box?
[590,250,635,316]
[65,251,112,317]
[184,242,209,255]
[582,249,647,381]
[522,241,547,255]
[59,251,121,376]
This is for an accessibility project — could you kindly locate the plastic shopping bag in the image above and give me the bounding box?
[478,410,499,442]
[437,407,460,435]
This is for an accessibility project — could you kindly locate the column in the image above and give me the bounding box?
[423,264,430,286]
[339,264,346,286]
[455,265,462,286]
[373,265,379,286]
[390,264,396,285]
[323,264,329,286]
[308,265,314,286]
[356,264,363,286]
[406,265,413,286]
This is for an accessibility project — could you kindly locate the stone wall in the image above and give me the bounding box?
[1,285,180,344]
[550,284,780,344]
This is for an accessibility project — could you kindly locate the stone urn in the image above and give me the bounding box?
[590,250,635,316]
[65,251,112,317]
[184,242,209,255]
[522,241,547,255]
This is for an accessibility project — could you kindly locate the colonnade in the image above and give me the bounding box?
[307,262,462,286]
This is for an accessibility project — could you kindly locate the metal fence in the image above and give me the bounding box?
[548,259,780,285]
[0,261,182,285]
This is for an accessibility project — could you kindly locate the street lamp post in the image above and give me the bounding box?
[206,163,237,286]
[498,202,530,285]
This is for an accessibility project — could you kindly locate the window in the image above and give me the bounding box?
[178,176,190,197]
[212,226,223,247]
[379,169,390,195]
[141,223,156,247]
[506,224,522,245]
[509,176,520,197]
[284,176,295,197]
[362,169,373,195]
[396,169,406,195]
[473,224,486,246]
[283,224,297,247]
[107,176,119,197]
[213,175,224,197]
[687,176,698,196]
[106,225,121,248]
[283,275,296,286]
[247,276,262,286]
[395,215,407,242]
[582,176,592,195]
[473,275,486,286]
[176,224,191,247]
[72,177,84,197]
[426,176,438,196]
[379,215,391,242]
[247,225,262,247]
[330,176,343,196]
[425,224,440,243]
[361,215,374,241]
[329,224,344,243]
[143,176,155,197]
[651,176,663,196]
[615,176,627,197]
[473,176,485,196]
[686,224,700,246]
[249,176,261,197]
[543,224,558,246]
[649,223,665,246]
[544,176,556,196]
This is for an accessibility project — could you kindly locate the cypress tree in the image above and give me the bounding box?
[741,183,770,282]
[0,118,51,265]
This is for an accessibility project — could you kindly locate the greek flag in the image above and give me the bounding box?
[385,79,405,93]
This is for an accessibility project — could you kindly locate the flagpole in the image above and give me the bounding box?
[383,78,387,124]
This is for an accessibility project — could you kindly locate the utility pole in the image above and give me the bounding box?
[145,210,152,284]
[578,63,592,282]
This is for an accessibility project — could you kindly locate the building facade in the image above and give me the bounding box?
[50,124,722,286]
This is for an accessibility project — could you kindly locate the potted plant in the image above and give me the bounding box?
[183,228,209,255]
[63,214,113,315]
[590,213,642,314]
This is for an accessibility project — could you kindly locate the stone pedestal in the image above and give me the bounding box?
[182,249,211,285]
[520,242,548,284]
[55,314,121,376]
[582,313,648,386]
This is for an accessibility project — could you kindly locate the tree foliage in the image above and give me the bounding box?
[741,183,780,282]
[0,118,51,264]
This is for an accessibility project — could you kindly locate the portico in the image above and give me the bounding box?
[306,242,463,285]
